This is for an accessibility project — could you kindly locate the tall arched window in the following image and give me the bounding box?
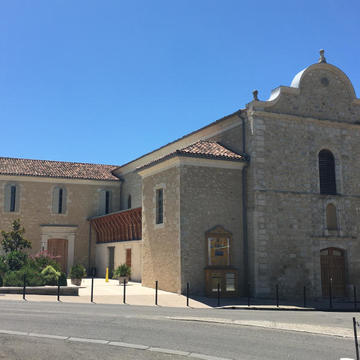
[127,195,132,209]
[52,186,67,214]
[319,150,336,195]
[326,203,338,230]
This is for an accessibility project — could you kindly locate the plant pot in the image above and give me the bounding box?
[119,276,129,285]
[71,278,82,286]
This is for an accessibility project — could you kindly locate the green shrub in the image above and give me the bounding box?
[3,267,44,287]
[6,251,28,271]
[70,264,86,279]
[59,272,67,286]
[41,265,60,286]
[29,251,61,272]
[0,257,9,277]
[113,264,131,278]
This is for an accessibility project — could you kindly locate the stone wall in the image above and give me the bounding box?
[180,165,243,295]
[0,176,120,271]
[141,166,181,293]
[119,171,142,210]
[246,62,360,299]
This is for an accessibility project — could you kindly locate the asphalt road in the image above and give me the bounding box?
[0,300,357,360]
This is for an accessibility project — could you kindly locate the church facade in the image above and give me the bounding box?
[1,51,359,299]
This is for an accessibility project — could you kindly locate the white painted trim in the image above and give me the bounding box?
[138,157,245,178]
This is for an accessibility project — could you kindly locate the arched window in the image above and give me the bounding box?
[326,203,337,230]
[52,186,67,214]
[4,183,20,212]
[127,195,132,209]
[319,150,336,195]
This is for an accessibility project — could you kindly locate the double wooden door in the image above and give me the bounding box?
[47,238,68,272]
[320,247,346,297]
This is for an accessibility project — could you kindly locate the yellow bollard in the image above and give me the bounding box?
[105,267,109,282]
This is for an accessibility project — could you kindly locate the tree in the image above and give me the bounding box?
[1,219,31,253]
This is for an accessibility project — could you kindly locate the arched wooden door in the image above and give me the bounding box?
[320,248,346,297]
[48,238,68,272]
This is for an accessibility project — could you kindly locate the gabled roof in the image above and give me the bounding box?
[137,140,248,171]
[0,157,119,181]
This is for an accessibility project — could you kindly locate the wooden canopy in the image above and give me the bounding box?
[91,207,142,243]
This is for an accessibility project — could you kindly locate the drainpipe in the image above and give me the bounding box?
[88,220,92,273]
[238,110,250,296]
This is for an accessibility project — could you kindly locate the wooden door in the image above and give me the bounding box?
[47,238,68,272]
[320,248,346,297]
[126,249,132,268]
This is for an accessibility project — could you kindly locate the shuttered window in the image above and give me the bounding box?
[99,189,112,215]
[319,150,337,195]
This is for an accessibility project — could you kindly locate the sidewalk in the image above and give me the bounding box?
[0,278,358,311]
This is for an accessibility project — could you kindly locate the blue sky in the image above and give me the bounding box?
[0,0,359,165]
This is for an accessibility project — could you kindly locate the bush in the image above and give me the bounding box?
[59,272,67,286]
[5,251,28,271]
[0,275,3,287]
[70,264,86,279]
[41,265,60,286]
[4,267,44,287]
[113,264,131,278]
[29,250,61,272]
[0,257,9,277]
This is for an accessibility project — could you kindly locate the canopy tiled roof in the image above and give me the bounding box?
[137,140,248,171]
[0,157,119,181]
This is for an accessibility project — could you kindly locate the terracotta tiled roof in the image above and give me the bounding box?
[137,141,248,171]
[178,141,245,160]
[0,157,119,181]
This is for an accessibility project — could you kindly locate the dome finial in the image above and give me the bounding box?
[319,49,326,63]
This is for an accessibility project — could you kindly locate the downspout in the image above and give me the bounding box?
[238,110,249,296]
[88,220,92,273]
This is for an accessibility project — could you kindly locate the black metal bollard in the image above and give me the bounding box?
[155,281,158,305]
[186,282,189,307]
[276,284,279,308]
[247,283,250,307]
[329,278,333,310]
[355,286,357,311]
[303,286,307,308]
[217,283,221,307]
[123,279,126,304]
[353,317,359,360]
[91,276,94,303]
[23,274,26,300]
[57,277,60,301]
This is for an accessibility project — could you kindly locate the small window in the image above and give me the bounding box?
[99,189,112,215]
[319,150,336,195]
[105,191,111,214]
[128,195,132,209]
[326,203,337,230]
[4,183,20,212]
[52,186,66,214]
[156,188,163,224]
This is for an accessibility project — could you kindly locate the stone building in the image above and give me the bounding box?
[1,51,359,299]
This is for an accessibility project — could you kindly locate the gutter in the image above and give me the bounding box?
[238,110,250,296]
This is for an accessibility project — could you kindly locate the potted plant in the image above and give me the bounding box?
[113,264,131,285]
[70,264,86,286]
